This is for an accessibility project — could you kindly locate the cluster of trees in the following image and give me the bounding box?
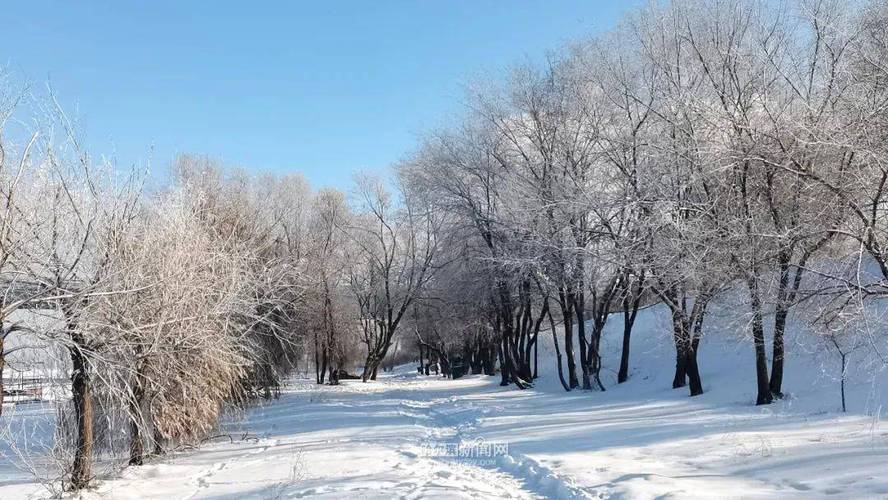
[0,92,438,489]
[5,0,888,492]
[398,0,888,405]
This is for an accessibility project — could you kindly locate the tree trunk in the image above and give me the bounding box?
[840,350,847,412]
[318,346,328,384]
[618,309,632,384]
[509,331,531,382]
[314,330,321,383]
[747,276,773,405]
[129,379,146,466]
[671,312,688,389]
[618,288,642,384]
[129,418,144,466]
[770,252,801,399]
[497,343,508,386]
[685,344,703,396]
[770,307,788,398]
[361,351,374,382]
[152,427,164,456]
[70,344,94,490]
[547,307,571,392]
[483,340,496,376]
[575,296,592,391]
[559,295,579,389]
[0,342,4,417]
[588,325,606,392]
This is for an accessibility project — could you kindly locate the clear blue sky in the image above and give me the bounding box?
[4,1,639,189]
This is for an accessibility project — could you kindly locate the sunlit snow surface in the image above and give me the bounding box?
[3,303,888,499]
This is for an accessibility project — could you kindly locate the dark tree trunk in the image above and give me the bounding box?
[579,287,608,392]
[770,252,806,399]
[470,338,483,374]
[671,313,688,389]
[559,293,579,389]
[509,331,531,382]
[314,331,321,383]
[618,283,642,384]
[152,427,164,456]
[497,343,508,386]
[361,351,374,382]
[673,349,687,388]
[483,340,496,376]
[770,307,788,398]
[129,379,146,466]
[495,282,530,389]
[547,306,571,392]
[525,301,546,380]
[747,276,773,405]
[318,346,328,384]
[575,294,592,391]
[587,325,606,392]
[618,311,632,384]
[685,345,703,396]
[129,418,144,466]
[70,343,94,490]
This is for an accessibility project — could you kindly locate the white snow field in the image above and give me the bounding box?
[3,301,888,499]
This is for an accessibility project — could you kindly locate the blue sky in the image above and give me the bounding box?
[4,1,639,189]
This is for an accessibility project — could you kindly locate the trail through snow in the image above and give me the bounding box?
[6,365,887,499]
[5,300,888,499]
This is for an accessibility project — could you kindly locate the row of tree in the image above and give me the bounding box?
[397,0,888,406]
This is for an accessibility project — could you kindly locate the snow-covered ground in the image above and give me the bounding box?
[3,302,888,499]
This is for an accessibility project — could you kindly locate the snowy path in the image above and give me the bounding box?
[4,364,888,499]
[60,373,554,500]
